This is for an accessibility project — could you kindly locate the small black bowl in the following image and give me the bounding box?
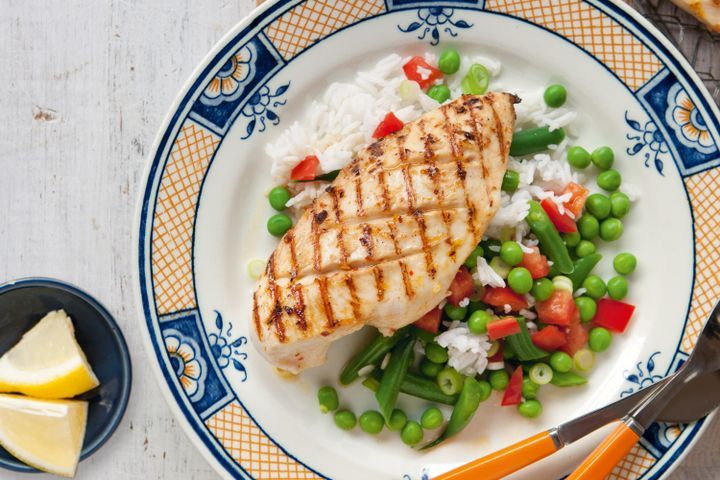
[0,278,132,473]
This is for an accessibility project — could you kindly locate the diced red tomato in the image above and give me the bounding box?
[372,112,404,139]
[482,287,529,312]
[563,182,589,217]
[488,317,521,341]
[541,198,577,233]
[535,290,579,326]
[448,267,474,306]
[501,367,524,406]
[518,247,551,279]
[594,298,636,333]
[487,342,504,363]
[531,325,567,351]
[290,155,320,181]
[414,307,441,334]
[560,323,589,356]
[402,56,443,90]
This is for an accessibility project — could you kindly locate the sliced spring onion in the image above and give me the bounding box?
[486,341,501,357]
[247,258,266,280]
[573,349,595,372]
[399,79,420,101]
[505,318,548,361]
[529,362,553,385]
[552,275,574,293]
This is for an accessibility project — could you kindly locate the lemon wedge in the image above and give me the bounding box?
[0,310,99,398]
[0,393,87,477]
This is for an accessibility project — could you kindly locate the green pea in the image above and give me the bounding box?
[613,252,637,275]
[477,380,492,401]
[550,352,573,373]
[359,410,384,435]
[610,191,631,218]
[425,342,449,364]
[532,278,555,302]
[401,421,424,446]
[387,409,408,431]
[268,186,291,211]
[518,399,543,418]
[438,48,461,74]
[464,245,485,269]
[585,193,611,220]
[267,213,292,237]
[427,84,451,103]
[522,378,540,400]
[468,310,491,334]
[582,275,607,299]
[420,407,444,429]
[544,84,567,108]
[577,214,599,240]
[420,358,444,379]
[489,370,510,391]
[600,218,624,242]
[444,303,467,321]
[563,231,581,247]
[507,267,533,295]
[567,146,591,169]
[461,64,490,95]
[575,240,596,258]
[597,169,622,191]
[500,242,523,266]
[317,386,339,413]
[589,327,613,353]
[575,296,597,323]
[502,170,520,192]
[334,409,357,430]
[437,367,464,396]
[607,275,628,300]
[591,146,615,170]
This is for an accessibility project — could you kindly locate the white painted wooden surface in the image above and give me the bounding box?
[0,1,717,479]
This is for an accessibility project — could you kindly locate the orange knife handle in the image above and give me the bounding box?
[433,431,560,480]
[566,421,641,480]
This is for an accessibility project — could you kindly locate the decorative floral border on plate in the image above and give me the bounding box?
[136,1,720,479]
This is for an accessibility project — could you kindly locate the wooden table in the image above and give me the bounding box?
[0,1,717,478]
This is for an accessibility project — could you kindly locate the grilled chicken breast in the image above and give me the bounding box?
[252,92,519,373]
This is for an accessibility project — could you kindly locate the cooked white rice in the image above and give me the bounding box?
[435,321,493,377]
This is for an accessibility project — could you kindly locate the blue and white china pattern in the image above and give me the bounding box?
[665,84,715,155]
[625,111,671,176]
[398,7,472,45]
[164,328,207,402]
[239,82,289,140]
[201,43,257,106]
[621,351,664,397]
[208,310,249,381]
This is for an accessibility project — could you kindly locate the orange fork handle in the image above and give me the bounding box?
[566,421,641,480]
[433,431,559,480]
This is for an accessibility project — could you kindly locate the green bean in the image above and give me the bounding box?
[525,201,574,274]
[363,369,459,406]
[566,253,602,290]
[510,127,566,157]
[339,327,409,385]
[375,336,415,420]
[317,386,339,413]
[502,171,520,192]
[421,377,484,449]
[550,371,588,387]
[293,170,340,182]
